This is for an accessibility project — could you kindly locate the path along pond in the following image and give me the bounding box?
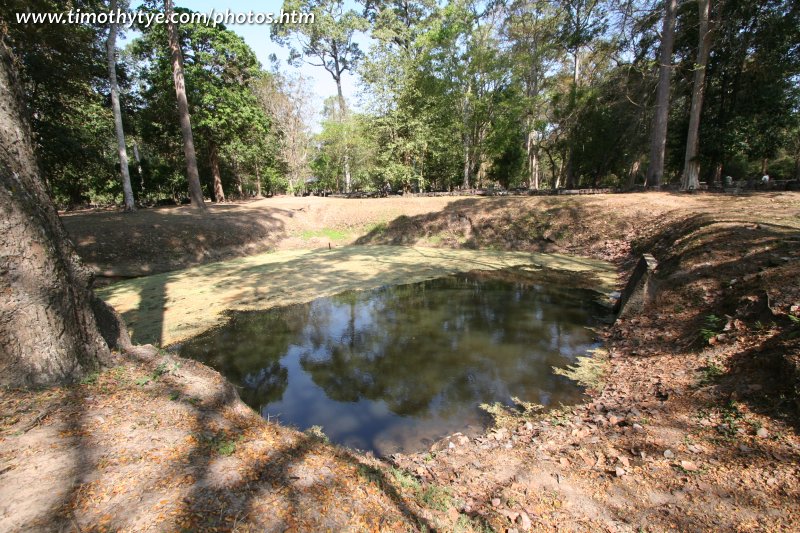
[175,267,612,456]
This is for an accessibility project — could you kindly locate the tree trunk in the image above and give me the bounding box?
[133,142,145,194]
[545,149,558,189]
[761,157,768,176]
[645,0,677,189]
[795,156,800,180]
[335,79,351,193]
[681,0,712,191]
[565,48,581,190]
[166,0,205,208]
[209,144,225,202]
[527,130,540,189]
[712,161,723,185]
[626,159,641,189]
[106,0,135,211]
[233,157,243,198]
[255,165,262,197]
[565,150,576,189]
[0,43,113,387]
[462,138,471,190]
[461,84,472,190]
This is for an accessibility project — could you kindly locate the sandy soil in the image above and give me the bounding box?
[1,192,799,532]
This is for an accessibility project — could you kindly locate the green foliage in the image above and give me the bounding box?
[300,228,348,240]
[716,401,744,439]
[699,360,724,384]
[216,439,237,456]
[7,0,798,205]
[700,314,724,341]
[130,9,279,201]
[134,360,176,386]
[418,484,453,512]
[80,372,101,385]
[390,467,421,491]
[2,0,125,206]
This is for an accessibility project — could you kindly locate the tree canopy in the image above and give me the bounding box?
[1,0,798,205]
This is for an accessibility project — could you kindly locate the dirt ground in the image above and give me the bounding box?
[2,192,800,531]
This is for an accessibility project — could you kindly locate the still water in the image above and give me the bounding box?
[177,267,609,455]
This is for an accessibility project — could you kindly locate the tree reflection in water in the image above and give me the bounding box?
[178,267,609,454]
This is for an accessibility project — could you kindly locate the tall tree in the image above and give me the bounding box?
[273,0,367,192]
[556,0,608,188]
[253,72,312,193]
[133,9,270,202]
[506,0,559,189]
[106,0,135,210]
[681,0,713,190]
[0,42,111,386]
[645,0,677,188]
[165,0,205,207]
[1,0,120,207]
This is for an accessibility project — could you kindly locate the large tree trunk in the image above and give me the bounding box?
[209,144,225,202]
[462,138,472,190]
[526,129,540,189]
[564,48,581,190]
[335,80,351,193]
[106,0,135,212]
[165,0,205,208]
[0,43,113,387]
[564,150,576,189]
[645,0,677,189]
[233,156,243,198]
[626,159,641,189]
[681,0,712,191]
[461,86,472,190]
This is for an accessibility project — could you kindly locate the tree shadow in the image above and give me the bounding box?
[61,200,291,279]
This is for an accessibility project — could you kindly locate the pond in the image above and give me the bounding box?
[176,267,610,455]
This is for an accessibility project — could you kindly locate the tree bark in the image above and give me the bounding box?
[527,130,540,189]
[0,43,113,387]
[681,0,713,191]
[335,79,351,193]
[106,0,135,211]
[462,85,472,190]
[255,165,262,197]
[626,159,641,189]
[565,151,576,189]
[645,0,677,189]
[133,142,144,193]
[712,161,723,184]
[564,48,581,190]
[462,139,471,190]
[233,156,243,198]
[166,0,205,208]
[209,144,225,202]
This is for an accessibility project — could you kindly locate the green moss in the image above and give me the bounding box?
[300,228,349,241]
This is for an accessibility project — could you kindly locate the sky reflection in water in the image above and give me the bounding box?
[178,267,609,455]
